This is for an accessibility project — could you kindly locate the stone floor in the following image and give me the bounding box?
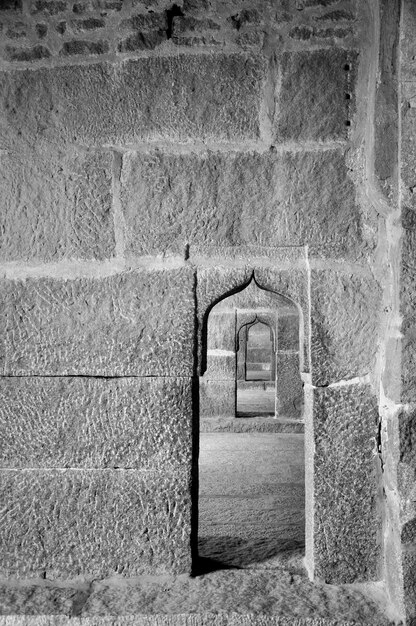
[198,432,305,570]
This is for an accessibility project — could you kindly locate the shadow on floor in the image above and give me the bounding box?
[197,535,305,573]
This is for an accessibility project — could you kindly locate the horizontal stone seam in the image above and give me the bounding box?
[0,46,250,72]
[0,573,178,587]
[0,254,373,280]
[0,42,359,73]
[0,467,185,472]
[0,374,195,380]
[306,374,371,389]
[0,258,187,278]
[0,255,310,278]
[308,259,375,277]
[108,139,348,154]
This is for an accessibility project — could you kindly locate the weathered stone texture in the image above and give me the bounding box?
[310,270,382,385]
[399,406,416,470]
[59,40,109,56]
[278,314,299,351]
[0,54,265,145]
[0,268,195,376]
[0,469,191,578]
[206,354,235,379]
[374,0,400,200]
[275,352,303,418]
[313,384,381,583]
[401,0,416,78]
[4,44,51,62]
[402,110,416,213]
[207,310,235,353]
[0,377,192,469]
[401,208,416,401]
[122,149,366,259]
[200,379,235,418]
[275,49,358,142]
[0,144,114,262]
[402,548,416,624]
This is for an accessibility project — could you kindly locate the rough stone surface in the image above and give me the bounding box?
[0,268,195,376]
[4,45,51,61]
[278,315,299,351]
[374,0,400,201]
[200,379,235,418]
[312,384,381,584]
[402,547,416,624]
[0,54,265,146]
[400,208,416,401]
[399,406,416,469]
[0,144,114,262]
[275,49,358,142]
[205,354,235,379]
[275,353,303,418]
[0,468,191,578]
[0,578,395,624]
[59,40,109,56]
[0,377,192,469]
[121,149,368,260]
[207,310,236,353]
[310,270,382,385]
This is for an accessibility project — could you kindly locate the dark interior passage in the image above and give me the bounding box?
[198,432,305,570]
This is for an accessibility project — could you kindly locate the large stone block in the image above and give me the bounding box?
[401,209,416,401]
[121,148,368,259]
[312,384,381,583]
[275,49,358,142]
[402,546,416,624]
[0,143,114,262]
[401,109,416,209]
[0,468,191,578]
[0,377,193,469]
[0,268,195,376]
[399,406,416,469]
[374,0,400,201]
[310,270,382,385]
[401,0,416,78]
[0,53,265,146]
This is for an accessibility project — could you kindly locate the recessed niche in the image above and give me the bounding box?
[198,277,305,572]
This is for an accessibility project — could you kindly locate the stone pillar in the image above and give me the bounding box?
[275,351,303,418]
[276,312,303,418]
[200,309,236,418]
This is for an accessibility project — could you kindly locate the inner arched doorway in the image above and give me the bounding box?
[236,319,276,417]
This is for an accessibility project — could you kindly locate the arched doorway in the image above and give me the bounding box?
[198,278,305,572]
[236,320,276,417]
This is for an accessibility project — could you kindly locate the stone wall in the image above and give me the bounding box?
[400,0,416,622]
[0,0,410,620]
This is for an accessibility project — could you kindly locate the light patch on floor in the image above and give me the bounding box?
[198,432,305,570]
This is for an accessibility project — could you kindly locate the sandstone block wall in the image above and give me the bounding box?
[0,0,410,619]
[400,1,416,621]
